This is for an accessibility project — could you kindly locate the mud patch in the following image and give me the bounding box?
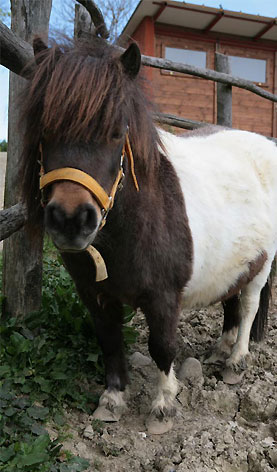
[52,285,277,471]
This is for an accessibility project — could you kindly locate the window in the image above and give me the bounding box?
[165,47,207,68]
[228,56,267,83]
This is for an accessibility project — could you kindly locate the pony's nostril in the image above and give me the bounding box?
[77,204,98,231]
[45,203,65,230]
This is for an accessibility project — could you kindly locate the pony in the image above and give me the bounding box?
[20,36,277,433]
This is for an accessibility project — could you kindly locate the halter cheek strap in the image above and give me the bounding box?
[39,134,139,228]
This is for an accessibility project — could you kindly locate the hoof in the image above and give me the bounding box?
[222,367,245,385]
[225,355,249,373]
[146,414,174,434]
[204,350,227,365]
[92,405,122,422]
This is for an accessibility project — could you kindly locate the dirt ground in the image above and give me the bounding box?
[51,284,277,472]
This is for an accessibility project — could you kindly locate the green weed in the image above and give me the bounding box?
[0,242,137,471]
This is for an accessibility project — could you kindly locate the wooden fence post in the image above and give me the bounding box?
[74,3,93,39]
[2,0,52,317]
[215,52,232,127]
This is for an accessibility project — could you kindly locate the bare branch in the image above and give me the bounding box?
[0,203,27,241]
[0,19,34,76]
[76,0,109,39]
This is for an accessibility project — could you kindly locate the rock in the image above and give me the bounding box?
[240,383,276,421]
[179,357,203,385]
[83,424,94,439]
[177,385,190,407]
[268,448,277,468]
[222,367,244,385]
[146,414,174,434]
[129,351,152,367]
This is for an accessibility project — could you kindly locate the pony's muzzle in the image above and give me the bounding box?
[44,201,100,251]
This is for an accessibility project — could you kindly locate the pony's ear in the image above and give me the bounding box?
[33,37,48,64]
[120,43,141,79]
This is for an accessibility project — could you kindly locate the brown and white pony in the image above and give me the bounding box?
[20,37,276,433]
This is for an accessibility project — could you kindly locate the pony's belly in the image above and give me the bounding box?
[181,245,271,309]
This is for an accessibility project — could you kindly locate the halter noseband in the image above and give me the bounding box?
[39,134,139,228]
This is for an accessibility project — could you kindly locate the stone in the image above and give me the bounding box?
[179,357,203,384]
[83,424,94,439]
[129,351,152,368]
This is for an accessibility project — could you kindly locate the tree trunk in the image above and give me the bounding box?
[2,0,52,317]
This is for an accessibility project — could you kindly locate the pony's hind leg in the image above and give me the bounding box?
[205,296,239,364]
[143,292,180,433]
[226,261,272,371]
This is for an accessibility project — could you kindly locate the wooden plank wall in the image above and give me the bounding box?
[133,22,276,137]
[219,44,274,136]
[154,34,216,127]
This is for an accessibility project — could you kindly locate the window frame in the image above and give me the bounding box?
[161,43,211,78]
[227,54,268,86]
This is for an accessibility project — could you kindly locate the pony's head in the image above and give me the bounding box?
[21,38,161,251]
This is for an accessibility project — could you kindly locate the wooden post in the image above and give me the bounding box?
[215,52,232,127]
[2,0,52,317]
[74,3,94,39]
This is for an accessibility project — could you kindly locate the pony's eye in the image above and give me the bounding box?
[112,130,123,141]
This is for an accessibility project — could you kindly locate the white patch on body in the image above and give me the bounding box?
[159,128,277,308]
[151,365,178,414]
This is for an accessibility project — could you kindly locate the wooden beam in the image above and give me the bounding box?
[74,3,94,39]
[76,0,109,39]
[215,52,232,127]
[153,3,167,23]
[0,204,27,242]
[0,20,34,77]
[204,11,224,33]
[253,20,276,40]
[155,112,277,144]
[139,54,277,103]
[1,22,277,106]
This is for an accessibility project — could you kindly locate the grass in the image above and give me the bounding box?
[0,242,137,471]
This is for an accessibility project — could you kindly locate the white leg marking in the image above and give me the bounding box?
[151,365,178,414]
[92,389,127,422]
[226,259,272,368]
[99,389,127,410]
[226,290,260,367]
[205,326,239,364]
[218,327,239,355]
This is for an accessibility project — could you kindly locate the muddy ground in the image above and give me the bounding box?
[50,285,277,471]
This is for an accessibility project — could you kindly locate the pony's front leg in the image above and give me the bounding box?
[92,295,128,421]
[143,293,180,434]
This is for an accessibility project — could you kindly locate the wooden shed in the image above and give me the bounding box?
[122,0,277,137]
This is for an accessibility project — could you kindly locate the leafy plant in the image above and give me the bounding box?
[0,140,7,152]
[0,241,137,471]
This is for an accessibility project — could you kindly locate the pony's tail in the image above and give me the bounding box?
[250,259,275,341]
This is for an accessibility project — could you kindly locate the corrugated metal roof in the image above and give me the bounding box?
[122,0,277,42]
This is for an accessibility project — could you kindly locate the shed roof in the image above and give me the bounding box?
[122,1,277,42]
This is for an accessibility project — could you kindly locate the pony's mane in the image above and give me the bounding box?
[20,37,161,229]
